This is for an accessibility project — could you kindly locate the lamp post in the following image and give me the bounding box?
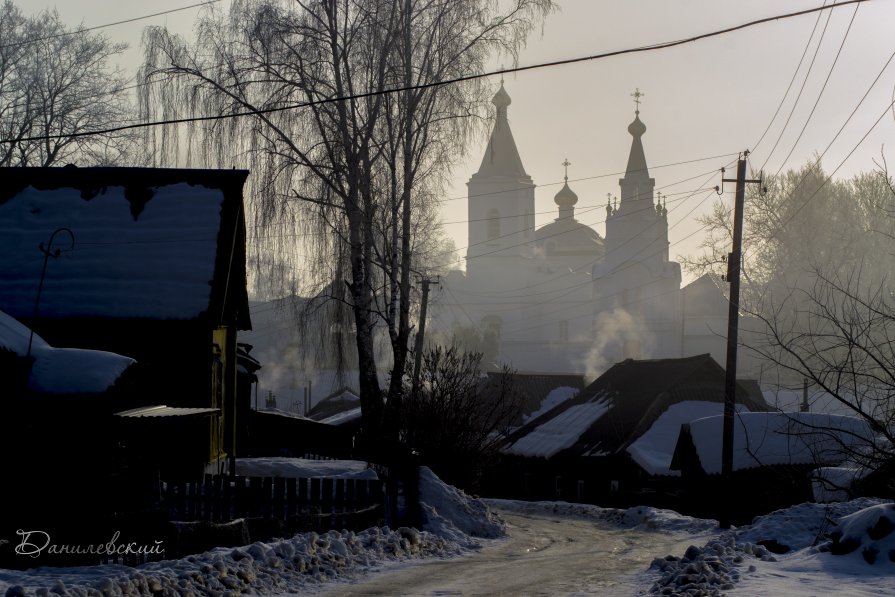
[26,227,75,361]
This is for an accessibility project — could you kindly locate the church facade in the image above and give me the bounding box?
[433,84,740,377]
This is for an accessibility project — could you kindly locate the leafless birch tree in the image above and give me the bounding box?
[139,0,553,443]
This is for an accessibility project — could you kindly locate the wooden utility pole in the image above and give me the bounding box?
[720,151,763,529]
[411,276,438,397]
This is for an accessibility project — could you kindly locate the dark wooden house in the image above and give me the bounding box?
[669,411,875,522]
[0,167,253,479]
[487,354,771,509]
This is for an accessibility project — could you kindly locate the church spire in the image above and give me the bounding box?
[471,82,529,180]
[618,87,655,213]
[624,88,650,181]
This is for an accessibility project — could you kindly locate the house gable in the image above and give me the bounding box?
[0,167,250,330]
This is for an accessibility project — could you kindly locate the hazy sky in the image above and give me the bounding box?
[22,0,895,282]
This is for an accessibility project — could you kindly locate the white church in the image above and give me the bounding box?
[433,84,749,377]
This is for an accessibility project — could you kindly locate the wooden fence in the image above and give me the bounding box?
[160,474,385,530]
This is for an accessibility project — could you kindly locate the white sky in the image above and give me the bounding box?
[22,0,895,283]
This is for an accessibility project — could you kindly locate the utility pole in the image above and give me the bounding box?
[411,276,438,398]
[720,151,763,529]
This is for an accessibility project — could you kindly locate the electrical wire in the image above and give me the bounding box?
[751,1,830,155]
[0,1,222,50]
[770,2,861,177]
[757,5,835,173]
[0,0,872,146]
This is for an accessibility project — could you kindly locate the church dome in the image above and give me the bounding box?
[628,112,646,138]
[534,218,604,257]
[554,181,578,209]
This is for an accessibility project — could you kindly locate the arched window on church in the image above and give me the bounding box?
[486,208,500,241]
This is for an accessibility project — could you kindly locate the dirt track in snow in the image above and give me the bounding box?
[314,507,709,596]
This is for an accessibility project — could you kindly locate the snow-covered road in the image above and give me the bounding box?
[315,506,711,596]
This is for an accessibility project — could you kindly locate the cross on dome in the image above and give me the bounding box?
[631,88,644,114]
[562,158,571,181]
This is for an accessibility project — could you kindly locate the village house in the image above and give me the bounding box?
[0,166,256,481]
[488,354,771,510]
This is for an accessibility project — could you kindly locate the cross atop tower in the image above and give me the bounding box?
[631,88,644,113]
[562,158,571,181]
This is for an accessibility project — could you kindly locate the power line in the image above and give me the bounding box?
[1,1,222,50]
[742,37,895,273]
[751,0,829,154]
[770,2,861,177]
[757,4,835,172]
[438,152,739,203]
[0,0,873,146]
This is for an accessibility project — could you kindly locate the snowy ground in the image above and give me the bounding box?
[2,461,893,596]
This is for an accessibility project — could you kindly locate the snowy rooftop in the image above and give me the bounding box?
[504,396,611,458]
[0,309,133,395]
[0,168,249,323]
[626,400,752,476]
[677,411,876,474]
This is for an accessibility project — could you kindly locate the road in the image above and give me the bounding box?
[314,506,709,596]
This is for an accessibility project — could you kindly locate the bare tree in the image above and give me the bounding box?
[400,345,523,491]
[682,159,895,312]
[688,158,895,481]
[0,1,136,167]
[139,0,553,444]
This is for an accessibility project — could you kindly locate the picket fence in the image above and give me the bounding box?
[161,474,385,528]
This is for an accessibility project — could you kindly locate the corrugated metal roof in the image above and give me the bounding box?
[115,405,220,418]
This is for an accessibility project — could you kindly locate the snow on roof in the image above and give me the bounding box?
[504,397,611,458]
[683,412,875,474]
[523,386,579,424]
[0,181,229,321]
[234,457,378,480]
[626,400,752,477]
[0,309,134,394]
[319,406,362,426]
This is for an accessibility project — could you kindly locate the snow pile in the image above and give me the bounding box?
[820,503,895,565]
[0,527,464,597]
[0,309,134,394]
[419,467,505,543]
[523,386,579,423]
[645,498,894,596]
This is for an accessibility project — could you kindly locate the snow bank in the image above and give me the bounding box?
[822,503,895,565]
[419,467,505,544]
[0,527,464,597]
[646,498,894,596]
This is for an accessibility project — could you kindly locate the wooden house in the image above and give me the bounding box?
[0,167,253,479]
[669,411,875,522]
[487,354,771,508]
